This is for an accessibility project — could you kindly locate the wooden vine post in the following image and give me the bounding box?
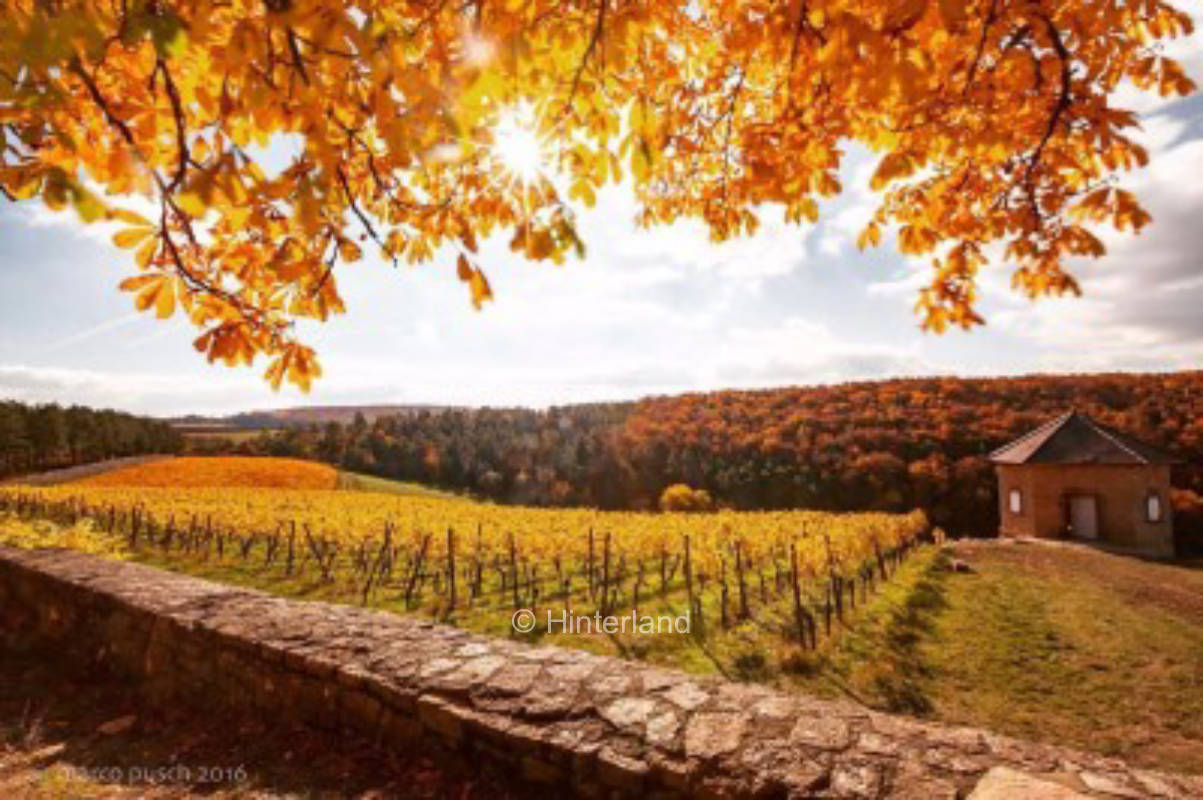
[446,527,456,614]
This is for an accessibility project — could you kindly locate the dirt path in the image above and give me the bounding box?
[0,456,174,488]
[951,538,1203,625]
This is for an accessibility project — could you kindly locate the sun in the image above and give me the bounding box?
[491,103,550,186]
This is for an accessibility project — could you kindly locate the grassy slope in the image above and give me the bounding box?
[781,544,947,712]
[791,541,1203,775]
[335,470,461,499]
[929,542,1203,774]
[180,429,268,444]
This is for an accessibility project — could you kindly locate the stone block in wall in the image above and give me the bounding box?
[520,754,565,785]
[968,767,1089,799]
[596,745,650,792]
[340,687,383,741]
[417,694,467,745]
[378,705,423,745]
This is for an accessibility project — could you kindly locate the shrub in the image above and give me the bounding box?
[658,483,715,513]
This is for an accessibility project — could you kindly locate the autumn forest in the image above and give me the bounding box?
[183,371,1203,548]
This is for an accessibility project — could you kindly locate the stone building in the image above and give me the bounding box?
[990,411,1176,557]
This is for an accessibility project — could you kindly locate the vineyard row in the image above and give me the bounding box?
[0,490,934,650]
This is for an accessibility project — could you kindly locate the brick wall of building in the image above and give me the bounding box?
[996,464,1174,557]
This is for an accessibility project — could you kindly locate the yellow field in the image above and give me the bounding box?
[0,515,127,558]
[0,480,925,578]
[77,457,338,490]
[0,465,929,661]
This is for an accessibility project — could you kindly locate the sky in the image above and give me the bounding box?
[1,26,1202,418]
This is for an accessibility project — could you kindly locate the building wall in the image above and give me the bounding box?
[996,463,1174,557]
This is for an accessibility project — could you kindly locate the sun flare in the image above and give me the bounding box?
[491,103,550,185]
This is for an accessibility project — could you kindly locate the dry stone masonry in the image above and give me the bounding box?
[1,546,1198,799]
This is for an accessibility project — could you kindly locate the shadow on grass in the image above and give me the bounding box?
[868,552,952,714]
[788,550,954,715]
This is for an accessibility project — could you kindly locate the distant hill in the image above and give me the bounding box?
[171,404,459,430]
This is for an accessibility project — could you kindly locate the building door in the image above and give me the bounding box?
[1068,495,1099,540]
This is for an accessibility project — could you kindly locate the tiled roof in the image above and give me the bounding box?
[989,411,1175,465]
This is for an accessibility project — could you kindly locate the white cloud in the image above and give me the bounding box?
[19,203,123,246]
[866,258,929,298]
[0,364,257,415]
[991,120,1203,361]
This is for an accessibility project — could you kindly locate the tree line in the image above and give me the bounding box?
[617,373,1203,539]
[0,401,182,478]
[209,372,1203,544]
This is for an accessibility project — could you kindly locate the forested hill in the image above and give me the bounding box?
[0,401,182,479]
[241,372,1203,537]
[621,373,1203,533]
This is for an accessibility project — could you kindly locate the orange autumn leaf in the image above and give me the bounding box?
[0,0,1194,387]
[113,227,153,249]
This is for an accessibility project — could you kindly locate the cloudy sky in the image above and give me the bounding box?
[1,28,1201,418]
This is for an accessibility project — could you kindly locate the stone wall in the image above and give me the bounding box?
[1,546,1198,799]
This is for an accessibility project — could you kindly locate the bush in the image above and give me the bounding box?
[658,483,715,513]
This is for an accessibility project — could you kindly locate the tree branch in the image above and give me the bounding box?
[155,59,191,193]
[963,0,999,96]
[1022,13,1073,212]
[73,59,284,337]
[563,0,607,116]
[69,59,139,151]
[336,165,383,247]
[287,28,311,85]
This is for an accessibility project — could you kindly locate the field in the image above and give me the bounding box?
[70,456,456,498]
[334,470,461,500]
[0,457,930,677]
[180,428,269,444]
[76,457,338,490]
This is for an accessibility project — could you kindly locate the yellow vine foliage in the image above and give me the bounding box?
[0,484,927,579]
[1,1,1194,386]
[77,456,339,489]
[0,516,129,559]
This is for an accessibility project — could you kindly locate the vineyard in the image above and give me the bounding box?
[0,459,932,666]
[76,456,338,490]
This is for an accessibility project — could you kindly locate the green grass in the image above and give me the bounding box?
[180,428,274,444]
[920,543,1203,774]
[335,471,461,499]
[777,541,1203,775]
[780,545,948,712]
